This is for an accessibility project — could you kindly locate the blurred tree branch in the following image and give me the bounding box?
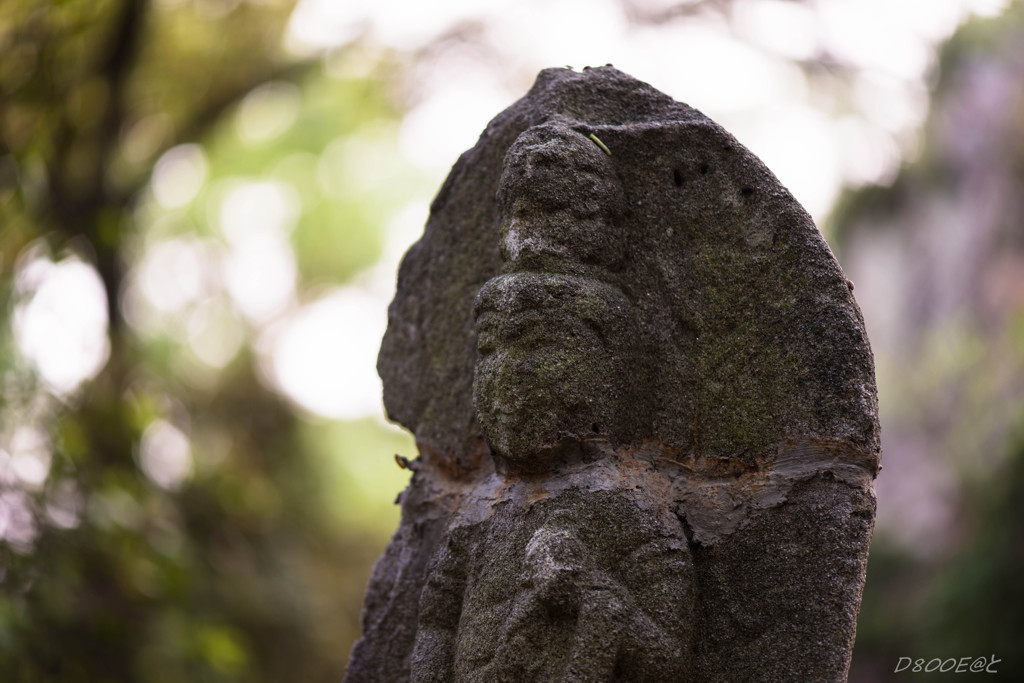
[617,0,859,86]
[1,0,313,499]
[170,58,317,152]
[49,0,150,333]
[619,0,735,24]
[13,0,316,336]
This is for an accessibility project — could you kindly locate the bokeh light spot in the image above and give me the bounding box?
[237,81,301,143]
[266,288,385,420]
[14,256,111,395]
[139,420,194,490]
[152,144,208,209]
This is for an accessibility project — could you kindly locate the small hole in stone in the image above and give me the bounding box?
[699,162,709,175]
[592,423,601,434]
[740,185,755,196]
[673,169,683,187]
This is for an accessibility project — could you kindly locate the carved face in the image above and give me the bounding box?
[473,122,643,471]
[496,122,627,275]
[473,273,636,470]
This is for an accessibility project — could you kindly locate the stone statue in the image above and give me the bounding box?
[345,66,880,683]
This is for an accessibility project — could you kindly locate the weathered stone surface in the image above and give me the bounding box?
[414,489,696,681]
[347,66,880,683]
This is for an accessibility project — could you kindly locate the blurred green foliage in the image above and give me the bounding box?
[3,0,1024,680]
[851,430,1024,680]
[1,1,419,680]
[838,2,1024,679]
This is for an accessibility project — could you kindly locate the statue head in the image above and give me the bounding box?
[494,120,627,276]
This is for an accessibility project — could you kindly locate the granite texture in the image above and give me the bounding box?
[346,66,880,683]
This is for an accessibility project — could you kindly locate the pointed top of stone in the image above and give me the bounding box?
[378,66,879,476]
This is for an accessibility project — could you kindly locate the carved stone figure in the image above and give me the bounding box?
[345,66,880,683]
[475,119,647,471]
[413,491,695,682]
